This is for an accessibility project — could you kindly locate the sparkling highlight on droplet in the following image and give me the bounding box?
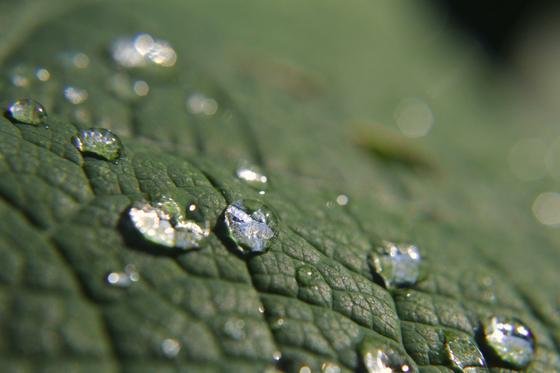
[73,128,122,161]
[6,99,48,125]
[369,241,421,288]
[482,316,535,369]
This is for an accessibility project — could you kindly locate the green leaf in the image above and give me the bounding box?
[0,0,559,372]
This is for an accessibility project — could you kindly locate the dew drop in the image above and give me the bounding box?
[272,350,282,361]
[161,338,181,358]
[133,80,150,96]
[9,65,34,87]
[6,99,48,125]
[35,68,50,82]
[64,86,88,105]
[73,128,122,161]
[129,196,210,250]
[321,362,341,373]
[105,264,140,288]
[111,33,177,69]
[360,338,412,373]
[368,241,421,289]
[236,164,268,191]
[394,98,434,138]
[335,194,349,206]
[481,316,535,368]
[186,93,218,115]
[271,317,285,329]
[296,265,322,287]
[444,333,487,371]
[223,318,246,340]
[532,192,560,226]
[223,199,277,254]
[298,365,311,373]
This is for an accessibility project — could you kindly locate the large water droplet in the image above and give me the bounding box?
[6,99,48,125]
[161,338,181,358]
[368,241,421,289]
[186,93,218,116]
[445,333,487,371]
[73,128,122,161]
[111,33,177,69]
[481,316,535,368]
[236,164,268,192]
[106,264,140,288]
[360,338,412,373]
[223,199,277,254]
[129,196,210,250]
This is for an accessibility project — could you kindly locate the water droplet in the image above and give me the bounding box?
[321,362,341,373]
[35,68,50,82]
[111,33,177,69]
[187,93,218,115]
[106,264,140,288]
[272,350,282,361]
[296,265,322,286]
[394,98,434,138]
[271,317,285,329]
[133,80,150,96]
[481,316,535,368]
[223,200,278,254]
[368,241,421,288]
[223,318,246,340]
[161,338,181,358]
[60,51,90,69]
[64,86,88,105]
[129,196,210,250]
[360,338,412,373]
[335,194,349,206]
[6,99,48,125]
[532,192,560,226]
[258,305,265,314]
[236,164,268,191]
[9,65,34,87]
[298,365,311,373]
[73,128,122,161]
[445,333,487,371]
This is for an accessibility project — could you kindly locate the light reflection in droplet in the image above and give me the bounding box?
[532,192,560,226]
[508,138,547,181]
[298,365,311,373]
[336,194,349,206]
[106,264,140,288]
[394,98,434,138]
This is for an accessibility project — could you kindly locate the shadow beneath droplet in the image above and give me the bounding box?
[213,210,249,259]
[474,322,515,370]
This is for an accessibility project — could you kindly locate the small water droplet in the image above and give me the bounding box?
[9,65,34,87]
[481,316,535,368]
[335,194,349,206]
[64,86,88,105]
[271,317,285,329]
[236,164,268,191]
[187,93,218,115]
[394,98,434,138]
[73,128,122,161]
[111,33,177,69]
[272,350,283,361]
[35,67,50,82]
[133,80,150,96]
[298,365,311,373]
[161,338,181,358]
[258,305,265,314]
[106,264,140,288]
[296,265,322,287]
[360,338,412,373]
[445,333,487,371]
[224,318,246,340]
[532,192,560,226]
[60,51,90,69]
[129,196,210,250]
[6,99,48,125]
[321,362,341,373]
[368,241,421,289]
[223,200,278,254]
